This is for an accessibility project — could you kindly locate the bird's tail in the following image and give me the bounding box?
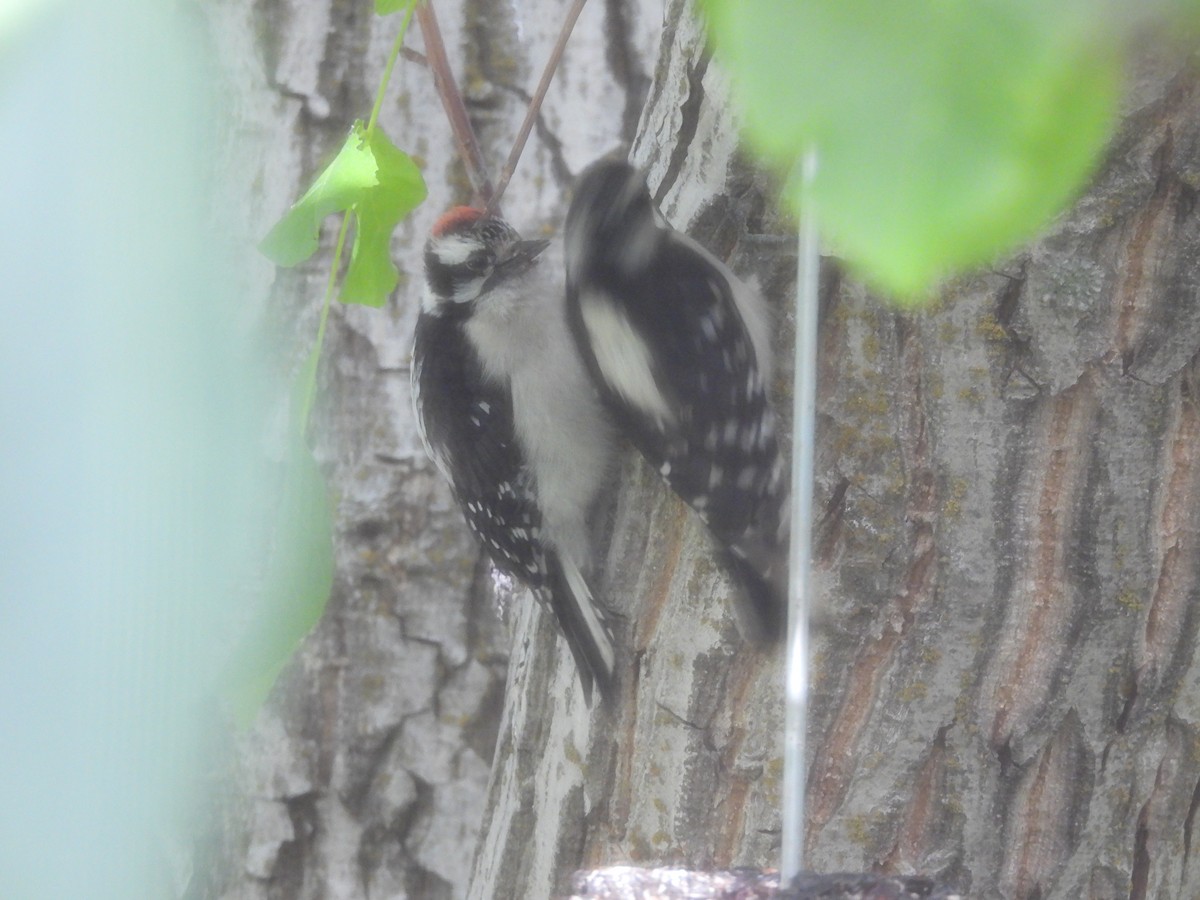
[720,526,789,645]
[542,552,617,704]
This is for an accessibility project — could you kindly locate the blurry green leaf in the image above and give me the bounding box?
[702,0,1122,299]
[340,127,427,306]
[1168,0,1200,33]
[259,121,379,266]
[224,351,334,726]
[225,437,333,726]
[0,0,55,50]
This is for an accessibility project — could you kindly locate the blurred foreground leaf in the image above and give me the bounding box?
[224,350,334,726]
[702,0,1122,299]
[225,442,332,727]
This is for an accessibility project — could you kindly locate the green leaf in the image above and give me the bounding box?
[375,0,413,14]
[340,127,427,306]
[259,121,379,266]
[702,0,1122,299]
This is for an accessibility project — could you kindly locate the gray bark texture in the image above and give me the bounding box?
[195,1,1200,898]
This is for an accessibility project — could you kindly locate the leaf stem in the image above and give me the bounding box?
[300,211,353,431]
[302,0,415,431]
[367,0,419,137]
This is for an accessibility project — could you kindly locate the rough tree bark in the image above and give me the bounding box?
[196,1,1200,899]
[466,13,1200,900]
[193,0,656,898]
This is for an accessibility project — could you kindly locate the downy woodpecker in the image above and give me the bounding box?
[412,206,617,701]
[564,161,789,642]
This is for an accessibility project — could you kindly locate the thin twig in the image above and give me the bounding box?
[416,0,496,209]
[485,0,589,215]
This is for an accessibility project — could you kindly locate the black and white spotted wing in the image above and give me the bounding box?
[564,160,788,640]
[412,310,546,585]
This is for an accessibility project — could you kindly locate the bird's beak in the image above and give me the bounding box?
[484,239,550,291]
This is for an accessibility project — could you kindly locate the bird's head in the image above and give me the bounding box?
[565,159,662,282]
[423,206,549,313]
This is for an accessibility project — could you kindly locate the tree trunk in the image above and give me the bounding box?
[466,13,1200,900]
[193,0,656,898]
[197,1,1200,898]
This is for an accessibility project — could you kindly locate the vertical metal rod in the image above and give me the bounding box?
[780,147,820,885]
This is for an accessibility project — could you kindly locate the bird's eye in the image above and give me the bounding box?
[466,250,493,274]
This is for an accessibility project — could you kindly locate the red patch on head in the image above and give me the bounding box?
[431,206,484,237]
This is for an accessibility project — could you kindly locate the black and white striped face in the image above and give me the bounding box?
[423,207,550,315]
[423,207,513,311]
